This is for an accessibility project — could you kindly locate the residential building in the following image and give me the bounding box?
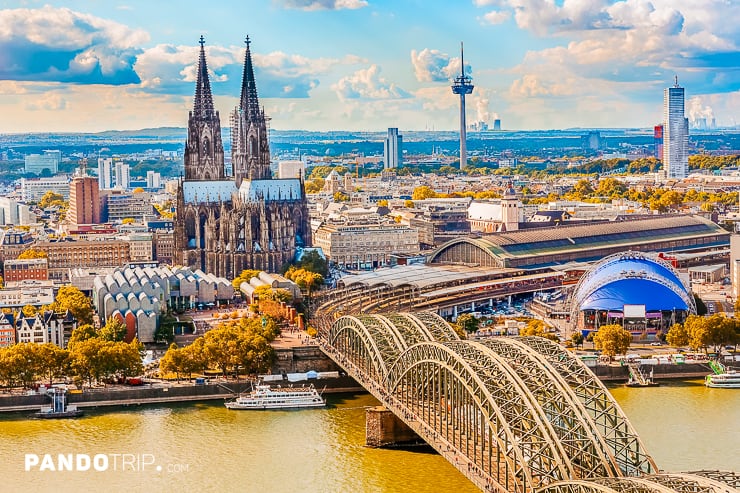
[664,77,689,179]
[153,230,174,265]
[0,283,55,309]
[98,157,114,190]
[383,128,402,169]
[0,197,35,226]
[32,239,131,281]
[68,175,101,226]
[0,313,15,348]
[3,258,49,284]
[124,232,154,261]
[24,150,61,175]
[115,162,131,189]
[0,229,35,262]
[146,170,162,189]
[20,177,70,202]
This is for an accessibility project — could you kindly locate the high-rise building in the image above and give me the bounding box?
[663,77,689,179]
[383,128,402,169]
[98,157,114,190]
[146,171,162,189]
[115,162,131,189]
[451,42,474,169]
[24,150,61,175]
[68,176,101,226]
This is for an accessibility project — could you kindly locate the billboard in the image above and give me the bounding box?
[623,304,646,318]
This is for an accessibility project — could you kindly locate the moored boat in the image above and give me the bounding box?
[705,370,740,388]
[225,382,326,410]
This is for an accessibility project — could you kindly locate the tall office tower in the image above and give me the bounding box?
[383,128,402,169]
[24,150,61,175]
[115,162,130,189]
[451,42,474,169]
[68,176,101,226]
[98,157,114,190]
[663,77,689,179]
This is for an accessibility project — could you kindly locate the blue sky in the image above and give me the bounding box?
[0,0,737,132]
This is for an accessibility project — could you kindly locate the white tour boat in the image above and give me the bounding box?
[225,382,326,410]
[705,370,740,388]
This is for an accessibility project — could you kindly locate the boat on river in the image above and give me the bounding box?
[705,370,740,388]
[225,383,326,410]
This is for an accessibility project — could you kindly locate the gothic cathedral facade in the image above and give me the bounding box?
[174,37,311,279]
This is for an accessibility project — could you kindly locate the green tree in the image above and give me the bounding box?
[38,191,65,209]
[666,323,689,348]
[295,250,329,278]
[571,332,584,349]
[68,324,98,347]
[98,318,128,342]
[683,314,710,351]
[51,285,94,325]
[36,343,70,386]
[411,186,439,200]
[455,313,479,333]
[592,324,632,358]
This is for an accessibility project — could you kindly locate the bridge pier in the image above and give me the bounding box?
[365,406,421,448]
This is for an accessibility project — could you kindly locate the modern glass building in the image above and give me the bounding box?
[663,78,688,179]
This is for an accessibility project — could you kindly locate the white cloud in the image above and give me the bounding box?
[275,0,368,11]
[481,10,511,24]
[410,49,472,83]
[332,65,410,101]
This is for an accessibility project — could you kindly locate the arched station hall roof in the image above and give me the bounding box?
[571,251,696,313]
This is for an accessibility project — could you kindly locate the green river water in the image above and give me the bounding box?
[0,379,737,493]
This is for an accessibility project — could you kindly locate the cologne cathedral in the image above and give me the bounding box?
[174,37,310,278]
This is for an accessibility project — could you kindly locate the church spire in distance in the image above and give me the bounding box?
[239,36,261,121]
[193,35,216,120]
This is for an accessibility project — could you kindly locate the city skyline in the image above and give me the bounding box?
[0,0,737,133]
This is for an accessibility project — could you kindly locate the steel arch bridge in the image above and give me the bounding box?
[317,311,738,493]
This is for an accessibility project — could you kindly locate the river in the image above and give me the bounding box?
[0,380,737,493]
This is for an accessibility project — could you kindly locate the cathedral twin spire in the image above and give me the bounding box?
[193,35,216,120]
[239,36,262,122]
[185,35,269,184]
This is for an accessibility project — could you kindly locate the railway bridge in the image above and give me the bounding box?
[315,311,739,493]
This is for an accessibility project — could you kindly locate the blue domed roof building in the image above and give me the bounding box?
[570,252,695,336]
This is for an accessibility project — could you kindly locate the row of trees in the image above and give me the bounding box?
[666,314,739,352]
[0,320,141,389]
[159,316,279,380]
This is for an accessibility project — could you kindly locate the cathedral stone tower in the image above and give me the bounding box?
[231,37,271,186]
[174,36,311,279]
[184,36,225,181]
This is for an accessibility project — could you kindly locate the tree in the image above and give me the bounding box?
[51,285,94,325]
[333,191,350,202]
[68,324,98,347]
[17,248,48,260]
[122,218,135,224]
[411,186,438,200]
[592,324,632,358]
[21,305,38,317]
[455,313,479,333]
[683,315,710,351]
[666,323,689,347]
[98,318,128,342]
[571,332,584,349]
[38,191,65,209]
[36,343,70,386]
[295,250,328,278]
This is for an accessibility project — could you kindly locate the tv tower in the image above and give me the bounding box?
[451,41,474,169]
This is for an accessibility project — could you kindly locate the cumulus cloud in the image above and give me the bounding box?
[332,65,410,101]
[274,0,368,11]
[481,10,511,25]
[410,49,471,83]
[0,5,148,85]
